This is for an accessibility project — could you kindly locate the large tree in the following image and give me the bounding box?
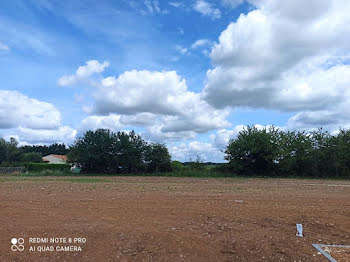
[145,143,172,172]
[67,129,171,174]
[225,126,280,176]
[0,137,23,164]
[68,129,119,173]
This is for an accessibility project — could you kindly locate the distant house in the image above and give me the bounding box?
[42,154,68,164]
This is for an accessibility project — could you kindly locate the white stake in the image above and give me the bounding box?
[296,224,303,237]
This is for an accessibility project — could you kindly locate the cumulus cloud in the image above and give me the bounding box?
[210,125,245,149]
[58,60,109,86]
[120,113,157,127]
[57,61,231,143]
[93,70,230,136]
[0,90,61,130]
[145,125,197,142]
[17,126,77,144]
[193,0,221,20]
[80,114,125,132]
[203,0,350,132]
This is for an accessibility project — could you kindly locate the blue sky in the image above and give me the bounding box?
[1,0,350,162]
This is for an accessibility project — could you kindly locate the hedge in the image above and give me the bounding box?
[26,163,71,172]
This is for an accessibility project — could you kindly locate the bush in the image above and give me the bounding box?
[26,163,71,173]
[171,161,184,171]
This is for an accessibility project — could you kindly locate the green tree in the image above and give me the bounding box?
[20,143,68,156]
[116,131,148,173]
[145,143,172,172]
[68,129,163,174]
[278,131,313,177]
[22,152,43,163]
[0,138,7,164]
[225,126,280,176]
[333,129,350,177]
[68,129,120,173]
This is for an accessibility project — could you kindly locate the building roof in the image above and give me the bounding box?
[42,154,68,161]
[51,154,68,160]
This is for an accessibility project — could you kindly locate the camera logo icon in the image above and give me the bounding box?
[11,238,24,251]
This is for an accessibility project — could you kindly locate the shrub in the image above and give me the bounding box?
[26,163,71,173]
[171,161,184,171]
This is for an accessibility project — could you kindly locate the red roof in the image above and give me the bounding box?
[42,154,67,161]
[51,154,68,160]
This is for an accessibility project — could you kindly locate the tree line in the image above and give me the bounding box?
[0,138,68,166]
[225,126,350,178]
[0,129,172,174]
[1,126,350,178]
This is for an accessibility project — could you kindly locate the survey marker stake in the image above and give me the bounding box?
[296,224,303,237]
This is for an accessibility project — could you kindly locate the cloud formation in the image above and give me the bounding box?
[92,70,230,137]
[191,39,212,49]
[0,90,61,130]
[193,0,221,20]
[58,60,109,86]
[203,0,350,132]
[17,126,77,144]
[0,90,77,145]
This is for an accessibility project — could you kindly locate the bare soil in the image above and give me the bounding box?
[0,176,349,262]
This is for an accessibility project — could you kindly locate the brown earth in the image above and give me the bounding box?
[0,175,349,262]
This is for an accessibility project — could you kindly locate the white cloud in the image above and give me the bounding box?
[203,0,350,131]
[145,125,197,142]
[193,0,221,20]
[80,114,125,132]
[0,90,61,130]
[120,113,157,126]
[191,39,212,49]
[210,125,245,149]
[221,0,244,8]
[16,126,77,144]
[143,0,168,14]
[57,61,231,143]
[58,60,109,86]
[169,2,183,8]
[0,41,9,51]
[92,70,230,137]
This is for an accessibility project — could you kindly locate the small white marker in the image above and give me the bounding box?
[296,224,303,237]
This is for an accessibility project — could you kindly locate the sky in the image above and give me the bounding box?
[1,0,350,162]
